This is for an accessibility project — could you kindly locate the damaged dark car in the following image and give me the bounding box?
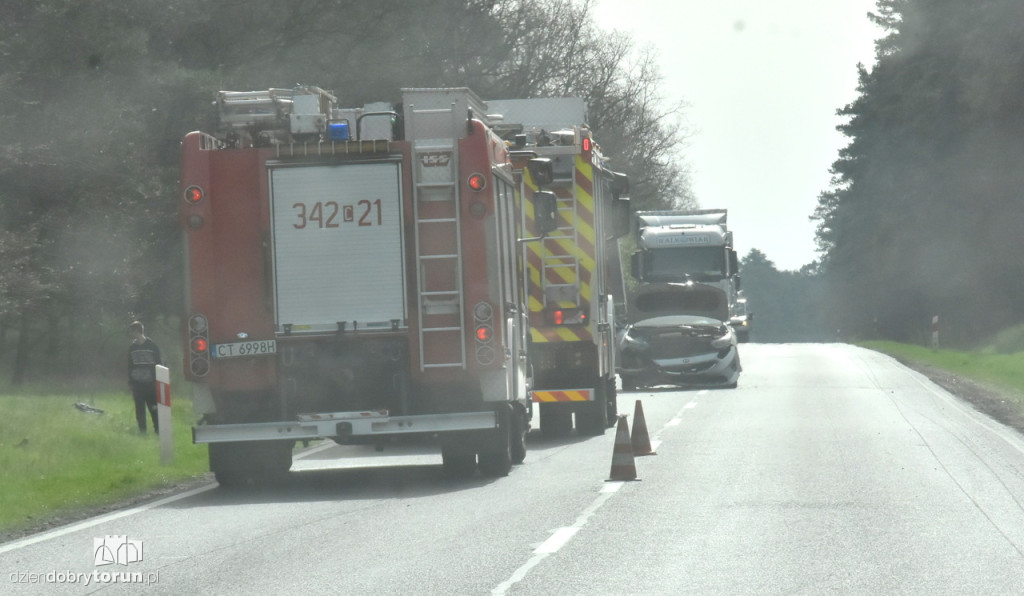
[618,282,741,390]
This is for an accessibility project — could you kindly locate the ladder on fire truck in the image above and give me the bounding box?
[406,99,467,370]
[542,165,582,310]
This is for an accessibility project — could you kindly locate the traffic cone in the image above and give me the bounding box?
[631,400,656,456]
[607,415,639,481]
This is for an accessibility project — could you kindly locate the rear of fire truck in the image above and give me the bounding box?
[488,98,631,437]
[180,86,533,485]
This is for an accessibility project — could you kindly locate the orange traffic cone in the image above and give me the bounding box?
[631,400,656,456]
[607,415,639,481]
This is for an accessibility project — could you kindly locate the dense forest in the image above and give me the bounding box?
[813,0,1024,346]
[7,0,1021,383]
[738,250,830,344]
[0,0,695,385]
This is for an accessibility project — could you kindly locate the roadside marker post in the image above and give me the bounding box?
[155,365,173,465]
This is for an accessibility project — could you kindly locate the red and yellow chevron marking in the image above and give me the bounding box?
[532,389,593,402]
[524,154,597,343]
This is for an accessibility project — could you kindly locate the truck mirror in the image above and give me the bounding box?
[527,158,554,187]
[735,275,742,291]
[534,191,558,235]
[729,249,739,275]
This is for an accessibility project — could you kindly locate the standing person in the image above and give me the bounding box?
[128,321,162,433]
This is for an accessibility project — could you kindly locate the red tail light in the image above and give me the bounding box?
[183,185,204,204]
[188,313,211,377]
[468,173,486,191]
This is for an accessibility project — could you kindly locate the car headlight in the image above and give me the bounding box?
[710,326,734,350]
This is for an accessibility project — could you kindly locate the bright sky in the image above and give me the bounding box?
[593,0,883,271]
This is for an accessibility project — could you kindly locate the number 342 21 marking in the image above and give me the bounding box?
[293,200,383,229]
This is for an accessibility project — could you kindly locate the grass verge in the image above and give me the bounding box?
[862,341,1024,397]
[0,392,209,537]
[861,340,1024,419]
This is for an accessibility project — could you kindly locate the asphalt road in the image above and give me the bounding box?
[4,344,1024,595]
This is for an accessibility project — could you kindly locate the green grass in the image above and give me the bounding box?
[861,340,1024,410]
[0,391,209,535]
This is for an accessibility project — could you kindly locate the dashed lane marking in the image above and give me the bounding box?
[492,482,625,594]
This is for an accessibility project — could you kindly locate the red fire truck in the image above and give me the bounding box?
[488,98,631,436]
[180,86,539,485]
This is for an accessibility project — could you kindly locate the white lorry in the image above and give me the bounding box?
[629,209,751,341]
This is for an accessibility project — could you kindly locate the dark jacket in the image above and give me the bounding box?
[129,338,162,387]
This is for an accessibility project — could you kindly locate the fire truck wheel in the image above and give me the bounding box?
[539,403,573,437]
[575,381,608,436]
[442,448,478,479]
[479,404,513,477]
[478,448,511,477]
[605,378,618,428]
[213,469,250,489]
[210,441,293,489]
[511,407,528,465]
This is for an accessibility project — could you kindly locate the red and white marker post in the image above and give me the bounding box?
[155,365,173,465]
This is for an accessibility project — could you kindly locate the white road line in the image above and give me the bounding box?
[533,527,579,554]
[0,484,217,554]
[0,441,334,554]
[492,482,624,594]
[664,401,698,429]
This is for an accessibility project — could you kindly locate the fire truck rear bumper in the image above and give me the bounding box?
[192,411,498,444]
[531,388,593,402]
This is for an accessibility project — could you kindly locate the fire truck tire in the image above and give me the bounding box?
[511,406,528,465]
[605,378,618,428]
[479,404,513,477]
[539,403,573,437]
[575,381,608,436]
[442,449,477,479]
[210,441,293,488]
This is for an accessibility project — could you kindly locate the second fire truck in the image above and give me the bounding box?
[488,98,631,436]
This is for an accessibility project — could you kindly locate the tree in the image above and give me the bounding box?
[488,0,694,210]
[813,0,1024,345]
[739,250,829,343]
